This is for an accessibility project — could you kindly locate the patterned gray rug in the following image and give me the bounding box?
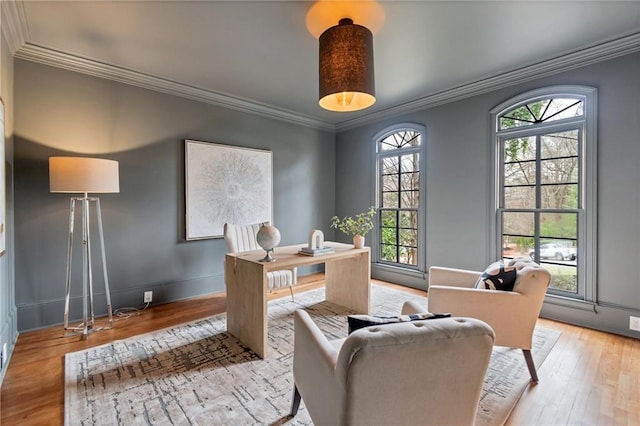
[65,285,560,426]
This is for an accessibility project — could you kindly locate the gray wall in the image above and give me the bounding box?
[0,28,17,383]
[336,52,640,338]
[8,47,640,341]
[14,60,335,331]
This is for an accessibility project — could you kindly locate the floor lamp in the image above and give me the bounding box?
[49,156,119,339]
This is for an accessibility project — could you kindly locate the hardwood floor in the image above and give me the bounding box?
[506,319,640,426]
[1,274,638,425]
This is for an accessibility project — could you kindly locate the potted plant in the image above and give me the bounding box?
[330,206,377,249]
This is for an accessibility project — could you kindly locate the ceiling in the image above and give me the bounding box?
[3,1,640,130]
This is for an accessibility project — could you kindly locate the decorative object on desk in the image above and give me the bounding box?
[49,156,119,339]
[309,229,324,249]
[185,140,272,240]
[299,229,335,256]
[224,222,297,301]
[256,223,281,262]
[299,246,335,256]
[331,206,376,249]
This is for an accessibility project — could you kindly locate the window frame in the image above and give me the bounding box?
[372,123,427,276]
[490,86,597,303]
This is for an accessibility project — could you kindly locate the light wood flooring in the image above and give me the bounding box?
[1,274,638,425]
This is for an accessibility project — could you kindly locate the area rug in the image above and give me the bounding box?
[65,285,560,426]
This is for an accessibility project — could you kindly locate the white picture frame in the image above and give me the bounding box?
[185,140,273,240]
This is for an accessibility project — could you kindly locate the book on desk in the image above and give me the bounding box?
[298,246,336,256]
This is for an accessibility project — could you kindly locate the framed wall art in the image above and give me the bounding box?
[185,140,273,240]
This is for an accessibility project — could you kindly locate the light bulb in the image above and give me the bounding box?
[336,92,355,106]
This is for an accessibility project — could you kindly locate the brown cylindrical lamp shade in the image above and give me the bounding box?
[49,157,120,193]
[319,18,375,112]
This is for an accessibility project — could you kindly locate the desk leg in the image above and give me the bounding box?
[325,250,370,314]
[225,256,268,358]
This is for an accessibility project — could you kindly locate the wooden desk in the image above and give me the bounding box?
[224,242,371,358]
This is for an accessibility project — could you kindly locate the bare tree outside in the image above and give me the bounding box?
[499,98,583,293]
[378,131,420,266]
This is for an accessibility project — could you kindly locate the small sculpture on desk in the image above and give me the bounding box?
[310,229,324,249]
[299,230,335,256]
[257,223,281,262]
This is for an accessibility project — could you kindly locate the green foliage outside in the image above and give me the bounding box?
[380,212,397,262]
[544,264,578,292]
[540,213,577,240]
[502,100,544,162]
[380,210,418,265]
[513,236,534,253]
[551,274,577,292]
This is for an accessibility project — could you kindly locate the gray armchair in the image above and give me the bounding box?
[223,222,297,299]
[291,309,495,426]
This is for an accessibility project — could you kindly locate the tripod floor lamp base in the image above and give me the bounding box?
[49,156,119,340]
[63,195,114,339]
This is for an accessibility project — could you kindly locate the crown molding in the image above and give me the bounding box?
[1,0,335,132]
[4,0,639,135]
[1,0,29,54]
[14,42,335,132]
[335,31,640,132]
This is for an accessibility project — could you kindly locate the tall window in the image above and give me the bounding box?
[493,86,597,300]
[375,125,425,270]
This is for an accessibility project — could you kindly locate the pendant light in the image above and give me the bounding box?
[318,18,375,112]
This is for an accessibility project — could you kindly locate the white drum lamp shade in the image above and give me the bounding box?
[49,157,119,194]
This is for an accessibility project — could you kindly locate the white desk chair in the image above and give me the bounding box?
[223,222,297,300]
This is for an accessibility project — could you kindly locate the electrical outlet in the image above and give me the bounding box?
[630,316,640,332]
[144,291,153,303]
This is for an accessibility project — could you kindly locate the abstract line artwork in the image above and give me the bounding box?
[185,140,272,240]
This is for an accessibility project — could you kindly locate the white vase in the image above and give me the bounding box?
[353,235,365,249]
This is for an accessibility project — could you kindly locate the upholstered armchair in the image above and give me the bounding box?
[403,258,550,382]
[291,309,495,426]
[223,222,297,299]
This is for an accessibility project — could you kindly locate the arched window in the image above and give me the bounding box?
[374,124,426,274]
[491,86,597,301]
